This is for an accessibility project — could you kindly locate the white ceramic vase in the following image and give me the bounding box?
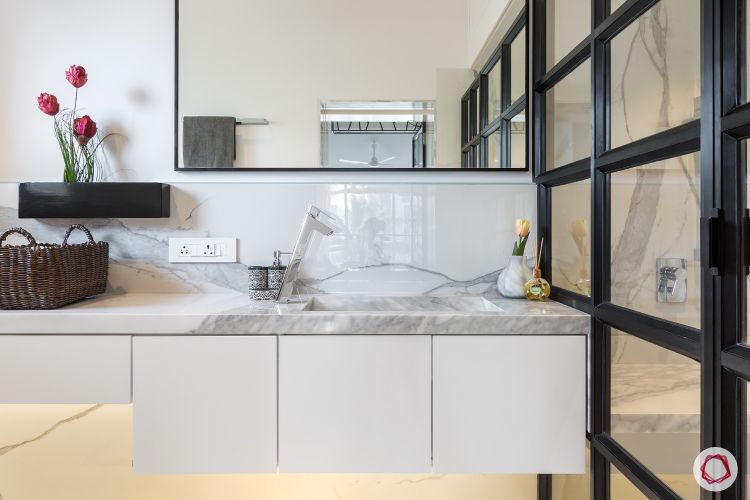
[497,255,532,298]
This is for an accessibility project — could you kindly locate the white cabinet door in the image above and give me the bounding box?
[0,335,131,403]
[279,335,431,472]
[133,336,276,474]
[433,335,586,473]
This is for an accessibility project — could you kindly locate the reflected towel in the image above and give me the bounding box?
[183,116,235,168]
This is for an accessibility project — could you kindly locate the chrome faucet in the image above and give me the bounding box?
[276,205,337,303]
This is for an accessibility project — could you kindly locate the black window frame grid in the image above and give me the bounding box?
[533,0,750,498]
[461,8,529,170]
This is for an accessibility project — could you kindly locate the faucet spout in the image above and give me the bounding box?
[276,205,337,302]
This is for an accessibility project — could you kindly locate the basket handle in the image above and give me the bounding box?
[0,227,38,247]
[62,224,96,246]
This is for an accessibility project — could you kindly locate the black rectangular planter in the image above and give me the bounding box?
[18,182,170,219]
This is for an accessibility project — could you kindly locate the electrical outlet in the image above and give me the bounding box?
[169,238,237,263]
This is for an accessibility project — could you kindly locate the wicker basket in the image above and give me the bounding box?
[0,224,109,310]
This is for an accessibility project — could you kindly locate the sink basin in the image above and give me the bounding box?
[301,296,503,313]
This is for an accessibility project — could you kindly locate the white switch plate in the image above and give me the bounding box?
[168,238,237,263]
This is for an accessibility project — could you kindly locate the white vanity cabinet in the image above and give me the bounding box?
[432,335,586,473]
[132,336,277,474]
[0,335,131,403]
[278,335,432,472]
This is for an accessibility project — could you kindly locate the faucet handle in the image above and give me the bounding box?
[273,250,292,267]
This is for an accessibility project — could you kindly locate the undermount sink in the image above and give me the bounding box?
[301,296,503,313]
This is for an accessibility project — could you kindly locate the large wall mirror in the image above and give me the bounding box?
[175,0,527,171]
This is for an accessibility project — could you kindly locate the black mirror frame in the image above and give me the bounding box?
[173,0,529,172]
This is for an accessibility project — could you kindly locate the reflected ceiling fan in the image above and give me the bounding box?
[339,141,396,167]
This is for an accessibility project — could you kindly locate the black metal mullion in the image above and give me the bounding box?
[501,95,528,121]
[482,88,527,137]
[538,183,552,287]
[536,40,592,93]
[596,120,701,173]
[532,0,546,179]
[535,158,590,186]
[712,0,750,497]
[537,474,552,500]
[724,344,750,380]
[723,102,750,137]
[593,434,682,500]
[594,0,659,43]
[590,319,610,499]
[595,303,702,361]
[550,286,594,314]
[591,0,610,494]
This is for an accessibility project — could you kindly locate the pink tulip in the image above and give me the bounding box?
[73,115,97,146]
[37,93,60,116]
[65,65,88,88]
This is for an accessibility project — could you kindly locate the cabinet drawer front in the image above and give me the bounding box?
[133,336,277,474]
[279,335,431,473]
[0,335,131,404]
[433,335,586,474]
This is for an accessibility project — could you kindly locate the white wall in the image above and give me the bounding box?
[468,0,511,67]
[0,0,531,183]
[0,0,174,183]
[178,0,469,169]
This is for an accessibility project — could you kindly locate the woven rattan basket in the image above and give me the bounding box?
[0,224,109,310]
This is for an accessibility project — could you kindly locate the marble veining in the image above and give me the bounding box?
[0,405,101,458]
[609,2,701,329]
[0,182,537,298]
[0,293,589,336]
[0,403,538,500]
[610,363,700,433]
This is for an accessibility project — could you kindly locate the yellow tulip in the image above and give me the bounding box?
[570,219,588,238]
[515,219,531,237]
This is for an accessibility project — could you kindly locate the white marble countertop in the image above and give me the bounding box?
[0,293,590,335]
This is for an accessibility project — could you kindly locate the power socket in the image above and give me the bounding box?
[169,238,237,263]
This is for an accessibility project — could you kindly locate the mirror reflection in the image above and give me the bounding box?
[176,0,527,170]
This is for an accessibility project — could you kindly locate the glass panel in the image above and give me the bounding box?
[609,0,700,149]
[551,442,590,499]
[487,60,502,121]
[510,112,526,169]
[746,381,750,499]
[610,0,627,13]
[487,131,501,169]
[510,28,526,104]
[462,99,470,145]
[610,330,701,499]
[610,153,701,328]
[551,179,591,296]
[546,0,590,70]
[545,60,591,170]
[476,87,482,134]
[611,468,648,499]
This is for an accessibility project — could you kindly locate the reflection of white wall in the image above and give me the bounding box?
[179,0,470,168]
[326,133,414,169]
[468,0,511,66]
[436,68,475,168]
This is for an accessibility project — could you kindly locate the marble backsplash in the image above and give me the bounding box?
[0,182,536,296]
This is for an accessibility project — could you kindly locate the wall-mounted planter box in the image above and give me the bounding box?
[18,183,170,219]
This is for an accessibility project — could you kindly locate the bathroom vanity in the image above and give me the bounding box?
[0,293,587,476]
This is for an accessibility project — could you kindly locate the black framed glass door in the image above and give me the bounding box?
[530,0,750,498]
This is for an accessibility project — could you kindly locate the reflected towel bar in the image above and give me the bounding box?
[236,118,269,125]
